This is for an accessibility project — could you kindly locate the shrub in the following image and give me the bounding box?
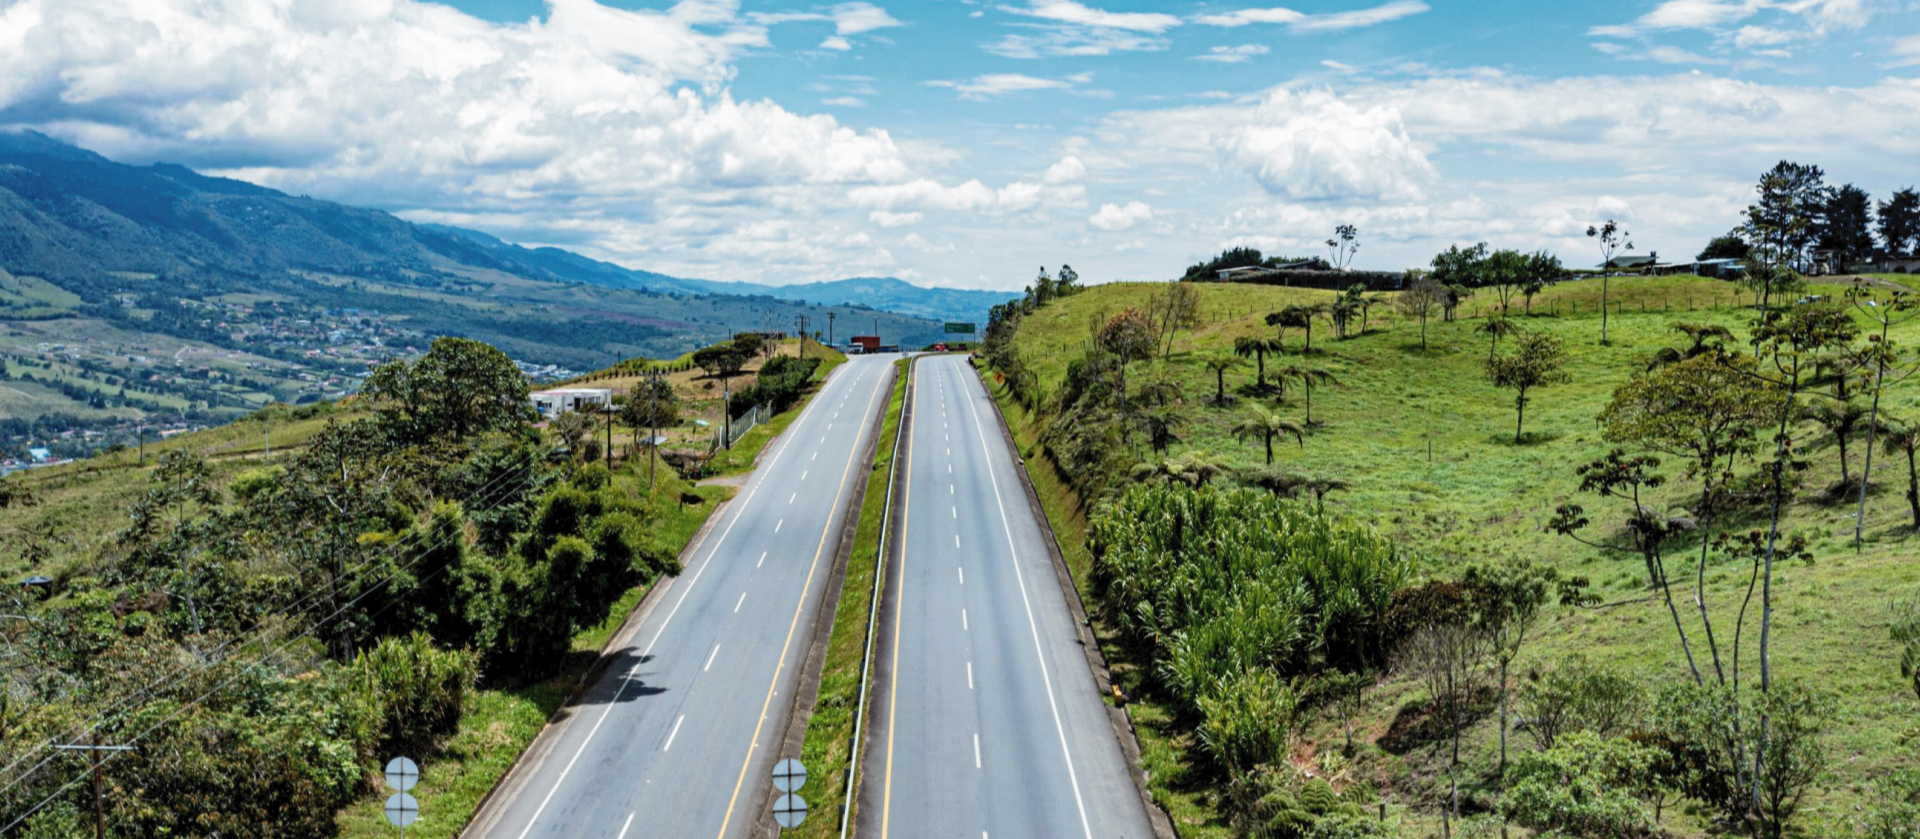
[1196,668,1303,776]
[1649,679,1836,836]
[357,632,479,757]
[1518,655,1642,750]
[1501,732,1663,837]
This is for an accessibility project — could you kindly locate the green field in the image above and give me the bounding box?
[989,274,1920,836]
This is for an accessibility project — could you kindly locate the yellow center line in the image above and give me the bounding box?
[880,361,922,839]
[713,362,890,839]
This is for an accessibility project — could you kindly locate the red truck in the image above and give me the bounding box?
[850,335,880,353]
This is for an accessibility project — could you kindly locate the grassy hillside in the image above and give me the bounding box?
[989,275,1920,836]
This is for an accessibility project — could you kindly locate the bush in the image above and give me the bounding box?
[357,632,479,757]
[1849,768,1920,839]
[1197,668,1302,776]
[1501,732,1663,837]
[1649,679,1836,836]
[1518,655,1641,750]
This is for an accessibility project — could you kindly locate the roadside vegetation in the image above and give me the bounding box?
[0,333,845,837]
[979,162,1920,838]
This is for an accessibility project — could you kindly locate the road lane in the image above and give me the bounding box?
[867,355,1152,839]
[466,354,897,839]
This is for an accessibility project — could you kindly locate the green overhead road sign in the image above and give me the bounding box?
[944,322,975,334]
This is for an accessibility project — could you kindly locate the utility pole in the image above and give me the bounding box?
[872,315,879,348]
[263,419,270,458]
[55,736,133,839]
[827,312,835,344]
[603,401,612,472]
[796,315,808,361]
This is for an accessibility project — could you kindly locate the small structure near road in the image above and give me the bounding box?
[529,387,612,418]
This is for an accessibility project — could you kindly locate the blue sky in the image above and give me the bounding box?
[1,0,1917,290]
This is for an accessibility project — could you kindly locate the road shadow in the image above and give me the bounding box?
[575,648,670,706]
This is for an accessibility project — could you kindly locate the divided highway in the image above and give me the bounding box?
[864,354,1153,839]
[467,354,897,839]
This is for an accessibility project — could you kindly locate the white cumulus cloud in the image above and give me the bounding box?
[1209,89,1437,202]
[1089,200,1152,230]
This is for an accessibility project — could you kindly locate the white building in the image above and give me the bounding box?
[530,387,612,418]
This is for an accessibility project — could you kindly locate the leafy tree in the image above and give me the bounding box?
[1099,307,1158,447]
[1485,330,1571,442]
[1204,355,1239,405]
[1481,247,1531,314]
[1848,282,1919,546]
[1587,221,1632,343]
[1749,303,1858,696]
[1394,277,1446,349]
[1744,161,1826,273]
[1584,352,1779,684]
[1275,304,1327,353]
[1463,558,1584,781]
[730,331,766,359]
[360,337,535,444]
[1231,406,1305,465]
[1699,231,1753,261]
[1517,656,1641,751]
[549,410,595,461]
[1819,183,1876,269]
[620,375,679,437]
[1056,264,1081,296]
[1737,258,1807,310]
[1522,249,1560,314]
[1879,187,1920,257]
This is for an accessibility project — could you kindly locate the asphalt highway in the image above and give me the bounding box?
[864,355,1153,839]
[466,354,897,839]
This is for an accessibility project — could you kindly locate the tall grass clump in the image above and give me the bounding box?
[1090,484,1409,769]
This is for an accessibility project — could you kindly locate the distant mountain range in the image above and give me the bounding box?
[0,130,1005,332]
[419,223,1009,326]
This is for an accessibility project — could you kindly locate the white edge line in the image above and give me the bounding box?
[964,360,1096,839]
[509,358,833,839]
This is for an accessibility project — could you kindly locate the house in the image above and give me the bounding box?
[1215,265,1282,282]
[1598,255,1660,271]
[27,448,51,464]
[529,387,613,418]
[1692,258,1744,279]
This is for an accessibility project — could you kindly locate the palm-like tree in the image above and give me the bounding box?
[1203,355,1239,405]
[1883,421,1920,530]
[1238,465,1349,502]
[1129,449,1230,487]
[1231,407,1306,465]
[1476,317,1519,362]
[1233,336,1273,386]
[1139,405,1188,454]
[1276,365,1340,426]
